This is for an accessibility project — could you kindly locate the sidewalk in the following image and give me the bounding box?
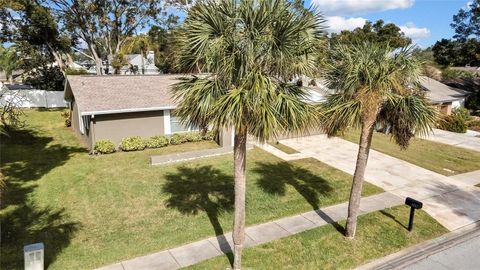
[96,192,403,270]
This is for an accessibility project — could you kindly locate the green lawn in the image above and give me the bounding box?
[342,129,480,176]
[1,109,382,270]
[269,141,300,154]
[189,206,448,270]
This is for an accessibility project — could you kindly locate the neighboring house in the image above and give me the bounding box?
[451,66,480,75]
[0,70,24,83]
[64,75,231,150]
[107,51,158,75]
[419,76,468,115]
[1,83,68,108]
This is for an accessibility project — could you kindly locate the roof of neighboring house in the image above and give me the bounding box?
[0,70,24,81]
[451,66,480,73]
[65,75,182,116]
[419,76,468,104]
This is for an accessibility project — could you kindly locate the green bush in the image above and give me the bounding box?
[169,133,188,145]
[146,135,169,148]
[120,136,147,151]
[94,140,116,154]
[438,115,467,133]
[61,111,71,127]
[452,107,471,122]
[441,68,477,80]
[65,68,89,75]
[185,132,203,142]
[202,130,216,141]
[467,119,480,131]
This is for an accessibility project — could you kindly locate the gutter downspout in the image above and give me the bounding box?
[91,114,96,154]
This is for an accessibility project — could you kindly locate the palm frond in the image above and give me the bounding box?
[378,93,438,148]
[174,0,325,141]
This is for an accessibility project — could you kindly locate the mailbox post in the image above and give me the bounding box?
[24,243,44,270]
[405,197,423,231]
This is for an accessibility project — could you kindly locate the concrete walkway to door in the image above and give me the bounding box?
[269,135,480,231]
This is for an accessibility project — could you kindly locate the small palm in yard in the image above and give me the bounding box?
[172,0,324,268]
[321,43,437,239]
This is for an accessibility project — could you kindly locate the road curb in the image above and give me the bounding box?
[355,221,480,270]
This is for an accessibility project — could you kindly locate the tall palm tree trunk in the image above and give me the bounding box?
[141,50,145,75]
[345,116,376,238]
[232,129,247,270]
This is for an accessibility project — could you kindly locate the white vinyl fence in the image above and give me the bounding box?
[0,89,68,108]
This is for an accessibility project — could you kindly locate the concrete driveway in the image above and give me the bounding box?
[274,135,480,231]
[422,129,480,152]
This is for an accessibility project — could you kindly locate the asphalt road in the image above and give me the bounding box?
[404,233,480,270]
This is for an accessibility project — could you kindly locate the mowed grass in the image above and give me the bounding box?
[189,206,448,270]
[269,141,300,154]
[1,109,382,270]
[342,129,480,176]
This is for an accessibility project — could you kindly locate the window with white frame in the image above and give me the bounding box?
[170,111,198,133]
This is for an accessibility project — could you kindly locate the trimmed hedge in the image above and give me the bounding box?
[120,136,147,151]
[147,135,169,148]
[202,130,216,141]
[185,132,203,142]
[94,130,217,155]
[170,133,188,145]
[94,140,116,154]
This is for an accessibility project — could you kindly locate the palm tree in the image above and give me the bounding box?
[121,34,153,74]
[321,43,438,239]
[172,0,324,268]
[0,46,21,84]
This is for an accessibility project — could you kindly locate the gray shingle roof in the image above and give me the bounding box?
[419,76,468,103]
[65,75,182,115]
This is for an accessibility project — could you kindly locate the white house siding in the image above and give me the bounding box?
[0,89,68,108]
[452,99,465,110]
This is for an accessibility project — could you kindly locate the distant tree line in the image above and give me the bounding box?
[432,0,480,67]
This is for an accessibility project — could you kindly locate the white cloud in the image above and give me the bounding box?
[400,23,431,40]
[325,16,367,33]
[313,0,414,16]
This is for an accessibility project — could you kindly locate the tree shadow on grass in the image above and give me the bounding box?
[380,210,408,230]
[162,165,234,265]
[1,128,85,269]
[253,161,345,234]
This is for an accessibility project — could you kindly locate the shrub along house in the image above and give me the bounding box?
[419,76,468,115]
[64,75,232,151]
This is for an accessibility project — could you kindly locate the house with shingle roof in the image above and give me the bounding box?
[419,76,468,115]
[64,74,329,150]
[64,75,208,149]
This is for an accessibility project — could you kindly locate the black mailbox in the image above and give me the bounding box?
[405,197,423,209]
[405,197,423,231]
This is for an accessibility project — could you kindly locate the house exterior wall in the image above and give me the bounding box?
[71,100,93,148]
[92,110,165,146]
[439,102,453,115]
[452,99,464,110]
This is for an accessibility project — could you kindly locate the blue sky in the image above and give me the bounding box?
[306,0,472,47]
